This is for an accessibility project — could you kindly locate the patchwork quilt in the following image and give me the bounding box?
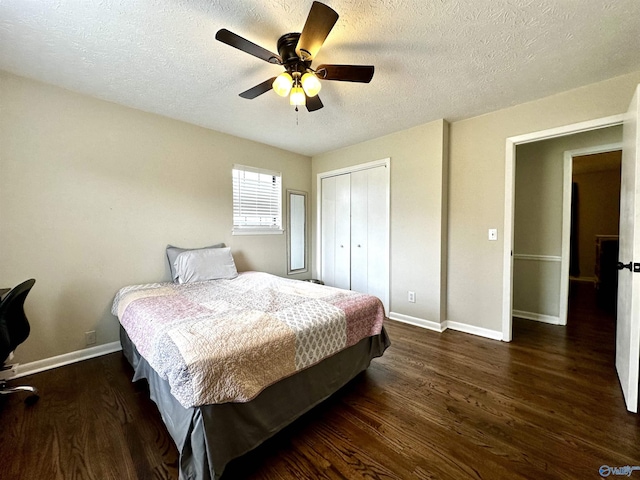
[112,272,385,408]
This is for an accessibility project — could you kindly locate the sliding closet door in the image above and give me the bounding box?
[321,174,351,289]
[350,169,368,293]
[334,174,351,289]
[321,162,389,311]
[350,166,389,307]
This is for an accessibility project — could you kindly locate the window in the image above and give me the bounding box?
[232,165,283,235]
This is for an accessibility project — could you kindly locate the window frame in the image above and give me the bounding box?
[232,164,284,236]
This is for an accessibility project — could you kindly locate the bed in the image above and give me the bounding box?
[112,265,390,480]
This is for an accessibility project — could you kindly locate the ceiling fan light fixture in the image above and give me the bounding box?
[289,86,306,106]
[217,2,374,113]
[301,72,322,97]
[272,72,293,97]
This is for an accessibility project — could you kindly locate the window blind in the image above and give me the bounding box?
[232,165,282,232]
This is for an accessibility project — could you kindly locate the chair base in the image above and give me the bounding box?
[0,381,39,404]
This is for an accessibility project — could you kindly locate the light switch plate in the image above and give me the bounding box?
[488,228,498,241]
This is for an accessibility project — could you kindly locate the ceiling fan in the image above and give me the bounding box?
[215,1,374,112]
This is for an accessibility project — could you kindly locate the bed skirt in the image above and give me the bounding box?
[120,325,390,479]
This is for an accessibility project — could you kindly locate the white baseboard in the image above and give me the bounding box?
[7,341,122,380]
[443,321,504,341]
[388,312,503,341]
[513,310,562,325]
[388,312,445,332]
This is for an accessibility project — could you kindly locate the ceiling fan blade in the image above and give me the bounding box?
[239,77,277,99]
[306,94,323,112]
[216,29,281,64]
[316,64,375,83]
[295,2,339,60]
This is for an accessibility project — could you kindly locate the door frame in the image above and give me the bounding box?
[316,158,391,312]
[502,115,625,341]
[559,142,623,324]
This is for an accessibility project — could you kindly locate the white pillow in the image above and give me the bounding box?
[166,243,225,282]
[174,247,238,284]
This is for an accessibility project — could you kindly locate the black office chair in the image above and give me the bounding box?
[0,279,39,404]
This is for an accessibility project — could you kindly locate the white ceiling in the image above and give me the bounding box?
[1,1,639,157]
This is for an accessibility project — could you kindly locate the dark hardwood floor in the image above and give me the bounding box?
[2,282,639,479]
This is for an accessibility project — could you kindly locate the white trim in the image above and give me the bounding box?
[388,312,445,332]
[443,321,504,341]
[503,138,516,342]
[318,158,389,179]
[563,143,624,162]
[388,313,503,341]
[6,341,122,380]
[503,114,625,342]
[513,254,562,262]
[316,158,391,313]
[506,115,625,146]
[231,228,284,236]
[560,153,573,326]
[233,164,281,177]
[513,310,562,325]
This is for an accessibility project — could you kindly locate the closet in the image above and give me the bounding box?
[320,162,389,309]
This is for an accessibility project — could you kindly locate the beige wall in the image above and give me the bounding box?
[4,67,640,365]
[573,154,621,279]
[448,70,640,332]
[0,71,311,363]
[311,120,448,324]
[512,127,622,317]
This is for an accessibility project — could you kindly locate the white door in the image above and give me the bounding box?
[319,160,390,312]
[349,166,389,307]
[321,175,351,290]
[617,84,640,413]
[321,176,337,286]
[367,165,390,308]
[350,169,369,293]
[334,174,351,290]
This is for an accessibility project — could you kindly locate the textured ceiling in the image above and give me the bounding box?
[1,1,639,156]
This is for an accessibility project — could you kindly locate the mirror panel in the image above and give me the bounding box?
[287,190,308,274]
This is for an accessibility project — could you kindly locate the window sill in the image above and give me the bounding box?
[232,228,284,236]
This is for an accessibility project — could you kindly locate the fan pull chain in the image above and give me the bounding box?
[295,106,299,125]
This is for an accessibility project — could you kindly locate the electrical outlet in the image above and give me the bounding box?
[85,330,96,346]
[408,291,416,303]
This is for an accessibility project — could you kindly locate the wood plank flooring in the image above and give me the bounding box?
[2,282,639,479]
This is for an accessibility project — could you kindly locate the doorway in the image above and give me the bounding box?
[501,114,625,341]
[510,129,622,329]
[569,149,622,314]
[504,86,640,413]
[511,145,622,334]
[509,143,624,411]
